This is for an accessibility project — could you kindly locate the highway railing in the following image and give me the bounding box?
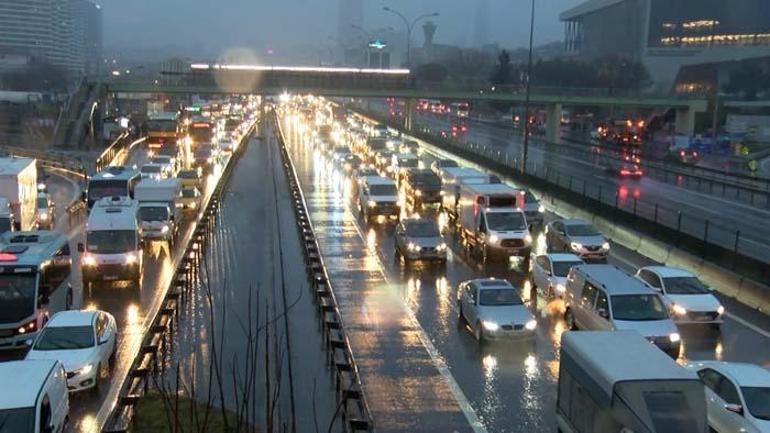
[363,108,770,283]
[102,122,257,433]
[275,112,373,432]
[94,133,146,174]
[0,145,87,179]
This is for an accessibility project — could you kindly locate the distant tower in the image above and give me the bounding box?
[422,21,437,47]
[473,0,489,47]
[337,0,364,47]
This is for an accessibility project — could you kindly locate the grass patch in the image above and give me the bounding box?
[133,391,253,432]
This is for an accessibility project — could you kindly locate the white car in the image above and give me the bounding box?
[457,278,537,342]
[26,310,117,393]
[150,155,176,176]
[36,192,55,230]
[685,361,770,433]
[636,266,724,327]
[140,163,167,180]
[180,187,202,212]
[530,253,584,299]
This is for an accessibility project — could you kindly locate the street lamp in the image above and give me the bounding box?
[382,7,439,67]
[350,24,393,43]
[520,0,535,175]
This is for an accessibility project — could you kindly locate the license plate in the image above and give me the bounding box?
[104,275,118,281]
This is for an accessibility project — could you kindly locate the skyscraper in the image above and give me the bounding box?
[473,0,489,47]
[337,0,363,47]
[0,0,102,76]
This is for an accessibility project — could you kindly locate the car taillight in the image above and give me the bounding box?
[680,150,685,157]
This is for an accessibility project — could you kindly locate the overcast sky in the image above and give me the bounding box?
[101,0,583,61]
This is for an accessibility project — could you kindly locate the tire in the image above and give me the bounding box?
[474,321,485,342]
[565,309,577,330]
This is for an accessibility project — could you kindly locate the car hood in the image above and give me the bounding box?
[490,229,529,240]
[612,319,677,337]
[27,348,95,372]
[407,236,443,248]
[568,235,605,246]
[478,305,533,326]
[665,294,720,312]
[750,419,770,433]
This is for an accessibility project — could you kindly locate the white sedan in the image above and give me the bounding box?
[636,266,724,328]
[685,361,770,433]
[26,310,117,392]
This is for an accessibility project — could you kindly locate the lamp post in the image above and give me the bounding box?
[382,7,439,67]
[520,0,535,175]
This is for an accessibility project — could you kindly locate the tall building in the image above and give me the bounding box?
[337,0,363,47]
[0,0,102,76]
[560,0,770,90]
[473,0,489,47]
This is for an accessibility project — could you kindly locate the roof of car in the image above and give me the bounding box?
[46,310,97,327]
[469,278,513,289]
[545,253,584,262]
[640,266,694,278]
[363,176,395,186]
[561,218,591,226]
[0,360,60,408]
[688,361,770,387]
[573,264,653,295]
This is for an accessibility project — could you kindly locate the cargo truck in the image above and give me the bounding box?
[0,157,37,230]
[134,179,181,247]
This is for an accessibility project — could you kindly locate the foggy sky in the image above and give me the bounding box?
[101,0,583,61]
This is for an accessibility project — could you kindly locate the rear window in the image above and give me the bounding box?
[369,184,397,196]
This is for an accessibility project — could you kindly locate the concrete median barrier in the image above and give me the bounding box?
[697,261,742,299]
[638,238,672,264]
[737,278,770,312]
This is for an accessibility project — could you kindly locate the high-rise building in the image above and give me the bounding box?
[337,0,363,47]
[0,0,102,76]
[473,0,489,47]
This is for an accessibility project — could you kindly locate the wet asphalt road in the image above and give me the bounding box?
[280,108,770,433]
[368,102,770,263]
[165,128,340,430]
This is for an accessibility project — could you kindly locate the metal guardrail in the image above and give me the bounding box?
[0,145,87,179]
[274,113,373,432]
[102,122,256,433]
[94,133,146,174]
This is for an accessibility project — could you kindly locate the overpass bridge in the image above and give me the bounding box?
[102,63,708,138]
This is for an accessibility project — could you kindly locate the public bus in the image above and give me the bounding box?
[86,166,141,210]
[188,118,214,146]
[0,231,73,350]
[146,112,180,152]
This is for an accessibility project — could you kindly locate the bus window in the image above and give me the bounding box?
[41,246,71,296]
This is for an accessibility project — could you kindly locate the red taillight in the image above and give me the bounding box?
[680,150,685,156]
[693,151,698,157]
[620,170,630,176]
[461,126,467,132]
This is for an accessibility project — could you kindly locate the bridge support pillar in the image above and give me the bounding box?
[404,98,414,132]
[546,103,562,144]
[675,109,695,136]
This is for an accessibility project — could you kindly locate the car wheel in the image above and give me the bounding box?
[565,309,577,330]
[474,321,485,342]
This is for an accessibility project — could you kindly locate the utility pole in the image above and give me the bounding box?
[520,0,536,175]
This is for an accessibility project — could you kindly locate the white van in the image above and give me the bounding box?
[0,359,69,432]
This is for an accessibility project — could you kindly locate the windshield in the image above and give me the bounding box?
[141,165,161,173]
[0,273,37,323]
[486,212,527,231]
[87,230,136,254]
[147,120,176,132]
[178,171,198,179]
[182,189,198,198]
[741,387,770,421]
[524,191,538,204]
[411,174,440,187]
[663,277,711,295]
[369,184,397,196]
[191,127,213,142]
[151,157,171,165]
[358,169,378,177]
[611,294,669,321]
[398,159,419,168]
[36,197,48,208]
[438,160,458,168]
[566,224,601,236]
[405,221,440,237]
[33,326,94,350]
[138,206,169,222]
[552,261,583,277]
[88,180,128,202]
[479,288,523,306]
[0,407,34,433]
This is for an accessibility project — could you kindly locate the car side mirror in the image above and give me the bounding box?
[77,242,85,253]
[98,333,110,345]
[724,404,743,415]
[545,269,552,276]
[597,308,609,319]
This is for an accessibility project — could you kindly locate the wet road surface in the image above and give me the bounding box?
[279,108,770,433]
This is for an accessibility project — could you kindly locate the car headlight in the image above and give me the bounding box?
[415,189,422,197]
[437,242,447,251]
[602,241,611,251]
[407,242,419,252]
[82,253,96,267]
[671,304,687,316]
[524,234,533,244]
[555,283,566,294]
[482,320,499,331]
[488,234,499,243]
[525,319,537,330]
[669,332,681,343]
[570,242,583,251]
[717,305,725,315]
[367,200,377,208]
[39,213,49,221]
[16,320,36,335]
[75,363,94,376]
[125,252,138,265]
[439,190,445,196]
[161,225,170,234]
[538,205,545,213]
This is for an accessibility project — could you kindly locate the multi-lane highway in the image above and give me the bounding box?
[279,102,770,433]
[371,103,770,264]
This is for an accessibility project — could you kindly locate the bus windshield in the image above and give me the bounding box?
[191,127,213,143]
[88,180,128,203]
[87,230,136,254]
[0,272,37,323]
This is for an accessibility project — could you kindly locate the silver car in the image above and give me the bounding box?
[395,218,447,263]
[530,253,584,299]
[545,218,610,261]
[457,279,537,342]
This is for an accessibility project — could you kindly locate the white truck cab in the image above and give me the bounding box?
[0,359,69,433]
[134,179,181,247]
[80,196,142,288]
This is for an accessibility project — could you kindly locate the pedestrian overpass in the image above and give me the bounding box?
[104,63,708,137]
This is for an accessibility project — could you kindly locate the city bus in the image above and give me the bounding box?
[0,231,73,350]
[86,166,141,210]
[146,112,180,152]
[188,118,214,146]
